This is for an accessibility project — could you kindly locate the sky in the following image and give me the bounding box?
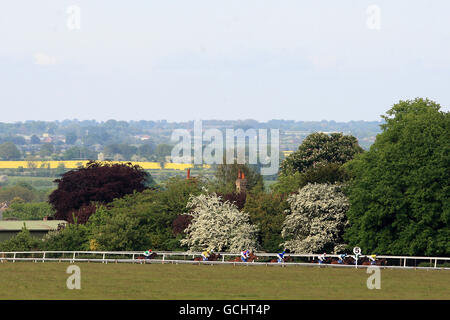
[0,0,449,123]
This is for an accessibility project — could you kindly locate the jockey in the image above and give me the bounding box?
[318,252,327,264]
[338,253,347,264]
[241,250,250,262]
[368,254,377,265]
[277,251,286,263]
[201,249,211,261]
[143,249,153,259]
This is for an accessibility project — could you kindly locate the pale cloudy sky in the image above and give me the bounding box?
[0,0,449,122]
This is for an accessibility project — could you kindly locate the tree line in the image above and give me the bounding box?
[0,98,448,256]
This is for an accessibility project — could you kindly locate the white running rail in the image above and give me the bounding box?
[0,251,449,269]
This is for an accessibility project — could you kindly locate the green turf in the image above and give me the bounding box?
[0,262,448,300]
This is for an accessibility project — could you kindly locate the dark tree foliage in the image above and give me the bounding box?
[300,162,349,184]
[138,142,156,158]
[172,214,193,236]
[69,203,97,224]
[48,161,149,223]
[243,192,290,252]
[217,192,247,210]
[30,135,41,144]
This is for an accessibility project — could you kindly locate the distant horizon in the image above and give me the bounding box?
[2,118,386,124]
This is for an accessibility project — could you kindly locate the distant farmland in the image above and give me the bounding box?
[0,161,210,170]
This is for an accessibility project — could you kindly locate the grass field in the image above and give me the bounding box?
[0,262,448,300]
[4,176,56,189]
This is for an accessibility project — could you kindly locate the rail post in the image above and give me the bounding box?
[42,252,46,263]
[13,252,16,263]
[353,247,361,269]
[434,259,437,269]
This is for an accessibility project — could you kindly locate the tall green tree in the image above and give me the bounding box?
[243,192,289,252]
[2,200,55,220]
[104,144,137,160]
[155,144,173,161]
[87,177,204,251]
[0,142,21,160]
[345,98,450,256]
[42,223,89,251]
[30,135,41,145]
[138,142,156,159]
[63,146,97,160]
[271,162,349,195]
[280,132,363,176]
[273,132,362,194]
[39,143,54,158]
[65,132,78,145]
[0,185,37,203]
[0,227,42,251]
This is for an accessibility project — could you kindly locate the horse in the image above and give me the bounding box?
[360,257,387,266]
[232,252,258,262]
[330,258,342,264]
[311,257,333,264]
[270,255,293,263]
[331,256,355,265]
[194,253,221,262]
[378,258,388,266]
[136,252,157,260]
[209,253,221,261]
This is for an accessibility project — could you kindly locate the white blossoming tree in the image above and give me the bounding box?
[180,192,259,253]
[281,183,349,254]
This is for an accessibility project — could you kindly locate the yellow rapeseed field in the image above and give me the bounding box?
[0,161,161,169]
[0,161,211,170]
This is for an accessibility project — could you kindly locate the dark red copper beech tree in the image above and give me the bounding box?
[48,161,150,224]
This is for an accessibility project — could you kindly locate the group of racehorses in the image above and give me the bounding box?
[195,252,259,262]
[311,255,388,266]
[137,252,387,265]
